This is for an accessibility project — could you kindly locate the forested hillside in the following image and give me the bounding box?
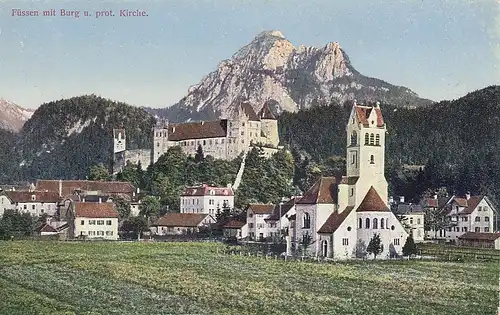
[279,86,500,204]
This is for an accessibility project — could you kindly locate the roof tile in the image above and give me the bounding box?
[74,202,119,218]
[318,206,355,233]
[154,213,212,227]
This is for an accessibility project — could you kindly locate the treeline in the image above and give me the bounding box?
[279,86,500,205]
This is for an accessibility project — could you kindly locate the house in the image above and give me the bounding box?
[393,204,425,243]
[39,222,69,240]
[151,213,215,235]
[57,201,119,240]
[457,232,500,249]
[35,179,136,199]
[429,194,497,241]
[222,220,248,239]
[263,197,300,240]
[0,190,60,217]
[291,101,409,259]
[246,204,275,241]
[180,184,234,216]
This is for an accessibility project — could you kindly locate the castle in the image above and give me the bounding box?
[112,101,280,174]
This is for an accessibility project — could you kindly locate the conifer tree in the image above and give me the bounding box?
[402,233,418,257]
[367,233,383,259]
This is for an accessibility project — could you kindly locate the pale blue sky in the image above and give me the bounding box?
[0,0,498,109]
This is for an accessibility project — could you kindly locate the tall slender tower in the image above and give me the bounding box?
[112,129,126,174]
[345,101,388,206]
[151,118,169,165]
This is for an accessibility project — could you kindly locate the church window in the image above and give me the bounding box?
[394,238,400,246]
[350,131,357,145]
[375,134,380,146]
[352,118,355,124]
[342,238,349,246]
[391,225,395,231]
[358,218,362,229]
[365,133,369,145]
[370,155,375,164]
[370,133,374,145]
[347,226,352,232]
[303,212,311,229]
[203,140,206,145]
[365,218,370,229]
[380,218,384,229]
[350,188,354,196]
[373,218,378,229]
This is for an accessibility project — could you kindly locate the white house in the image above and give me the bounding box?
[394,204,425,243]
[180,184,234,216]
[73,202,119,240]
[292,101,409,259]
[0,190,60,217]
[431,194,497,241]
[151,213,215,235]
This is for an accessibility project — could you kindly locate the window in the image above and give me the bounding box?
[485,227,490,232]
[249,223,254,228]
[106,220,112,225]
[475,217,480,222]
[391,225,395,230]
[380,218,384,229]
[89,220,96,225]
[370,133,374,145]
[370,155,375,164]
[364,133,369,145]
[351,153,356,165]
[97,220,104,225]
[106,231,113,236]
[464,217,468,222]
[365,218,370,229]
[375,134,380,146]
[350,188,354,196]
[475,227,480,232]
[257,223,265,229]
[203,140,206,145]
[394,238,400,246]
[478,206,482,211]
[241,131,244,136]
[80,220,84,225]
[373,218,378,229]
[342,238,349,246]
[417,218,421,225]
[23,205,27,210]
[358,218,362,229]
[248,212,253,218]
[32,205,35,210]
[485,217,490,222]
[303,212,311,229]
[350,131,357,145]
[347,226,352,232]
[409,218,413,225]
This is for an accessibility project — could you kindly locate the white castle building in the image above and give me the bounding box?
[112,101,280,174]
[290,101,409,259]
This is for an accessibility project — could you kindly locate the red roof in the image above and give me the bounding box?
[40,224,58,233]
[168,120,227,141]
[153,213,212,227]
[296,177,341,204]
[354,105,384,127]
[453,198,468,207]
[318,206,355,234]
[181,184,234,197]
[74,202,119,218]
[458,232,500,241]
[223,220,246,229]
[356,187,391,212]
[36,180,135,196]
[462,196,483,214]
[248,204,275,214]
[3,191,60,203]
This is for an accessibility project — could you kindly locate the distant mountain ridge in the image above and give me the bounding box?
[145,30,433,122]
[0,99,34,132]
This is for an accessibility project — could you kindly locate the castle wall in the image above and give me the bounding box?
[171,137,228,159]
[124,149,151,170]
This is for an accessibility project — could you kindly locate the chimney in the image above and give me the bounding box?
[58,179,62,197]
[466,192,471,200]
[98,197,102,203]
[400,196,405,203]
[389,196,394,204]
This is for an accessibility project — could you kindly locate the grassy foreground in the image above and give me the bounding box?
[0,241,498,315]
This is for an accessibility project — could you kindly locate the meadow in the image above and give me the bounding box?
[0,241,498,315]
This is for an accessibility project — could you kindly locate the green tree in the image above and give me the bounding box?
[195,144,205,162]
[140,195,161,224]
[117,161,143,188]
[300,232,313,256]
[402,234,418,257]
[367,233,383,259]
[88,163,110,181]
[113,196,131,220]
[121,216,148,240]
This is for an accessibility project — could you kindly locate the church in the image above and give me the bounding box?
[290,101,409,259]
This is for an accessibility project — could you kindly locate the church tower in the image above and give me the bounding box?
[112,129,126,174]
[151,118,169,165]
[346,101,388,207]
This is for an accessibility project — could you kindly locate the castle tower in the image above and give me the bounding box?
[151,118,169,164]
[258,100,279,147]
[346,101,388,207]
[112,129,126,174]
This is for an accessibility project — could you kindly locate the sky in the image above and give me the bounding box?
[0,0,499,109]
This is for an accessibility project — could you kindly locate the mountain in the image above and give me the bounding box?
[279,85,500,204]
[0,99,34,132]
[145,30,433,122]
[13,95,155,182]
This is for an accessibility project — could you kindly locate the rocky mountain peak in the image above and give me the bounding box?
[0,99,34,132]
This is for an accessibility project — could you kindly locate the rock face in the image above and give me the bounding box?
[146,30,433,122]
[0,99,34,132]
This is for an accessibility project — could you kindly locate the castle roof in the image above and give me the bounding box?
[356,186,391,212]
[258,101,277,120]
[354,104,385,127]
[167,120,227,141]
[239,102,260,121]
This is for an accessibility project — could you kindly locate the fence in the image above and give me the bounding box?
[418,244,500,262]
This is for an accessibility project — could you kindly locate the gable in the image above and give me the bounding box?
[356,187,390,212]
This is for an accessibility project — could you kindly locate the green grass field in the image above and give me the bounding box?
[0,241,498,315]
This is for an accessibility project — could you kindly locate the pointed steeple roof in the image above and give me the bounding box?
[258,100,277,120]
[356,186,390,212]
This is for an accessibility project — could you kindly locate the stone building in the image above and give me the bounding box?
[112,101,280,174]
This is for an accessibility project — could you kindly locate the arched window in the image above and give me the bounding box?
[380,218,384,229]
[365,133,369,145]
[358,218,362,229]
[365,218,370,229]
[370,133,375,145]
[303,212,311,229]
[370,155,375,164]
[373,218,378,229]
[350,131,357,146]
[375,134,380,146]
